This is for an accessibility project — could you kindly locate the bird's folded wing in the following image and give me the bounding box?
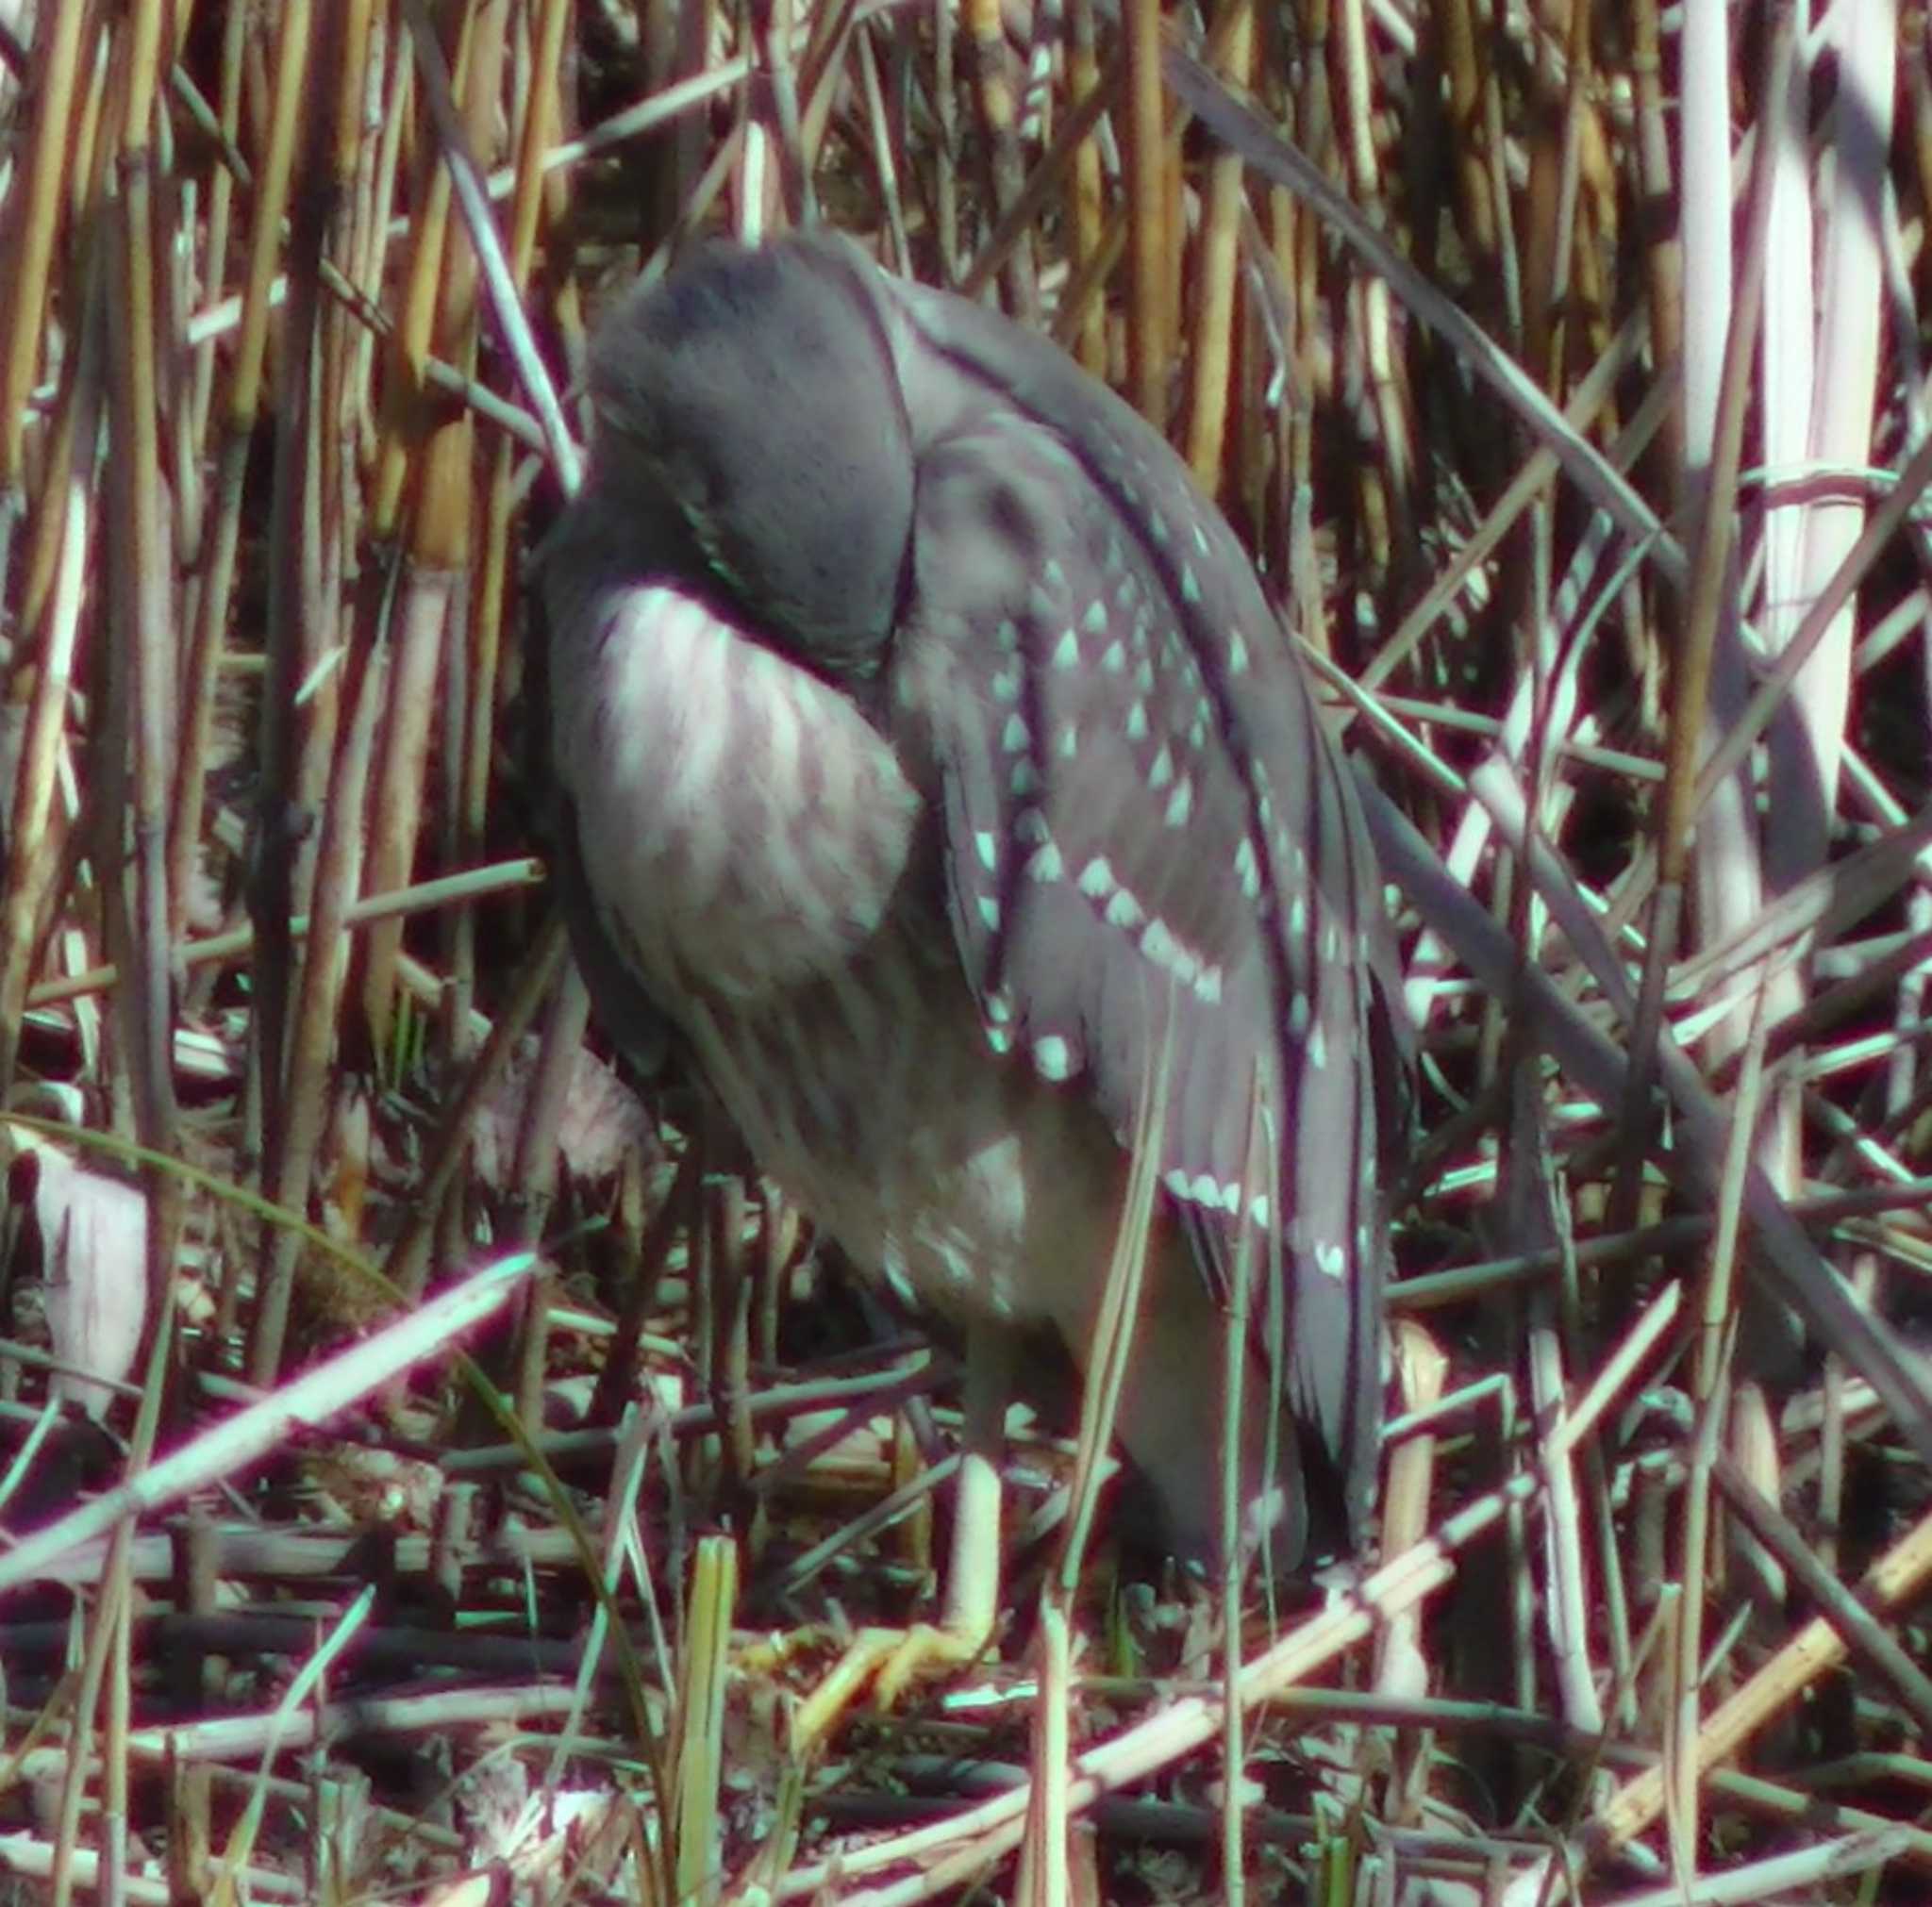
[891,364,1387,1532]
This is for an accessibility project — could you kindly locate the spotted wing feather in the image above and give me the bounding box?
[879,272,1393,1533]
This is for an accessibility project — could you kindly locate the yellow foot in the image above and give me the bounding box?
[789,1617,993,1756]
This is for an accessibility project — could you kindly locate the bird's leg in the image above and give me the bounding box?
[788,1319,1011,1753]
[878,1315,1008,1682]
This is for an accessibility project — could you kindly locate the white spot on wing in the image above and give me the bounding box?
[1032,1035,1075,1081]
[1141,917,1200,986]
[1234,837,1260,900]
[974,830,998,872]
[1078,855,1116,900]
[1104,886,1145,931]
[1163,775,1194,828]
[1053,629,1081,671]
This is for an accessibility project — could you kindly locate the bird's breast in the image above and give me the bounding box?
[553,579,924,1003]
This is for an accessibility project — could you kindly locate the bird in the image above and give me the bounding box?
[541,230,1404,1739]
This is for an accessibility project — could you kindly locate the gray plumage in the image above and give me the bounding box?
[543,232,1403,1565]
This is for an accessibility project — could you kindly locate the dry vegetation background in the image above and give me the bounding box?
[0,0,1929,1900]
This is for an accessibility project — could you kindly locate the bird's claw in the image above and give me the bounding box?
[787,1617,994,1756]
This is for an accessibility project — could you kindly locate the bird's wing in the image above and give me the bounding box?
[883,279,1391,1533]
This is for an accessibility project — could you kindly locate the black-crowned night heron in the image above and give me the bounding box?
[542,232,1403,1734]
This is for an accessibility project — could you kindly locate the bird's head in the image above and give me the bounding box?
[584,236,916,677]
